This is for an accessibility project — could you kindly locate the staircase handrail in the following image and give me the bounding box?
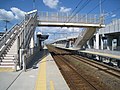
[0,20,24,59]
[0,24,17,48]
[17,12,37,49]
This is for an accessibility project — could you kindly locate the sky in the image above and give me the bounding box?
[0,0,120,42]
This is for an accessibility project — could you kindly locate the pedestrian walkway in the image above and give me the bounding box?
[0,49,70,90]
[35,53,70,90]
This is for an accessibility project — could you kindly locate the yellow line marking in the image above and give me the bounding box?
[0,68,14,72]
[50,81,54,90]
[35,55,46,90]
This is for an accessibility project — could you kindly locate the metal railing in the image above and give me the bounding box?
[99,19,120,34]
[0,24,17,49]
[17,12,37,70]
[38,11,104,24]
[0,20,24,59]
[17,12,37,49]
[0,10,38,71]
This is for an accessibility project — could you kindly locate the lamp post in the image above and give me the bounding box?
[33,0,35,9]
[2,19,10,32]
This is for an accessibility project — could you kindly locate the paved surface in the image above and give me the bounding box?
[0,71,22,90]
[0,49,70,90]
[46,55,69,90]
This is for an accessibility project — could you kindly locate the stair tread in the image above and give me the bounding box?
[1,63,14,65]
[0,66,14,68]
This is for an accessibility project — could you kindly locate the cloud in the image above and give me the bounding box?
[60,7,71,13]
[0,7,25,21]
[11,7,25,20]
[43,0,59,9]
[111,14,116,17]
[0,9,14,21]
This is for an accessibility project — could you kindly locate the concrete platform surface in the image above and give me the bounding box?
[46,54,70,90]
[0,49,70,90]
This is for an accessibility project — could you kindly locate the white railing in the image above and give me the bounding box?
[16,11,37,70]
[38,11,104,24]
[0,11,37,65]
[17,12,37,49]
[0,21,23,59]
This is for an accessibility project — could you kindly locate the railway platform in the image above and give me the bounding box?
[0,49,69,90]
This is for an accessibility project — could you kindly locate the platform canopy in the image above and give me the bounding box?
[37,33,49,41]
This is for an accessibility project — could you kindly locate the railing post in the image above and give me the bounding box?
[22,52,26,72]
[20,49,23,69]
[14,55,18,72]
[20,49,27,71]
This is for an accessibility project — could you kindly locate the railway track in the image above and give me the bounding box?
[71,55,120,78]
[53,54,97,90]
[47,45,120,90]
[48,45,120,78]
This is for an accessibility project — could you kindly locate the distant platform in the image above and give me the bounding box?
[54,45,80,51]
[79,50,120,60]
[54,46,120,60]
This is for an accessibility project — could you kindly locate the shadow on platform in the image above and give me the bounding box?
[26,49,49,69]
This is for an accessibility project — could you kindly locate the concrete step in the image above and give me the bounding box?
[7,51,17,53]
[0,65,14,68]
[5,54,15,57]
[3,56,15,60]
[1,58,14,61]
[1,61,14,63]
[1,62,14,65]
[0,63,14,67]
[7,52,17,54]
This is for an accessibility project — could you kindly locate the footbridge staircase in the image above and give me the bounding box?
[74,28,96,48]
[0,10,37,69]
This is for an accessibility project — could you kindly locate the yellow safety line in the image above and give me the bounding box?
[50,81,54,90]
[35,55,46,90]
[0,68,14,72]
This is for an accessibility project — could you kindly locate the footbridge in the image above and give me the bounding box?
[38,11,105,28]
[0,10,105,70]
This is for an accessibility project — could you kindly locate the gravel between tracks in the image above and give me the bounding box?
[67,55,120,90]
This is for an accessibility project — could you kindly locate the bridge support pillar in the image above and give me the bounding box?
[117,36,120,51]
[93,37,96,49]
[117,60,120,68]
[87,39,93,49]
[66,41,70,48]
[30,36,34,54]
[95,32,99,49]
[100,35,104,50]
[107,36,112,50]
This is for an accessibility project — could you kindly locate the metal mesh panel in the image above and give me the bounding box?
[38,11,102,24]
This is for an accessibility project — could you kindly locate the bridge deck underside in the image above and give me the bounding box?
[38,21,105,28]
